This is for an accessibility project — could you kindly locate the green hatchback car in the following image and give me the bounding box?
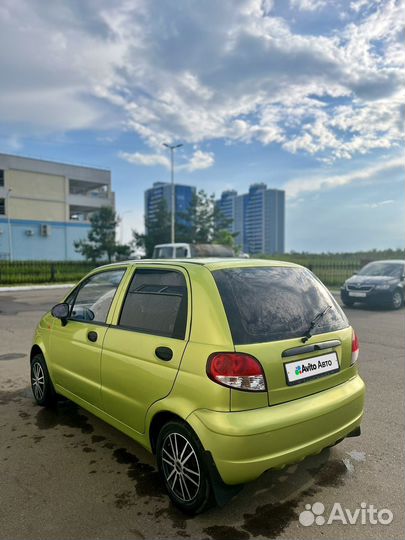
[30,259,365,514]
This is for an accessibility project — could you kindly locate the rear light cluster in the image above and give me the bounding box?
[207,353,266,391]
[351,331,359,365]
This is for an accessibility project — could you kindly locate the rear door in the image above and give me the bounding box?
[100,266,190,433]
[213,265,353,406]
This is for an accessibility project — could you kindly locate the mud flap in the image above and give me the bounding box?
[204,451,243,507]
[347,426,361,437]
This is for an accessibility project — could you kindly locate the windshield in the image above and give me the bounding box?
[153,246,174,259]
[213,266,348,344]
[358,262,404,278]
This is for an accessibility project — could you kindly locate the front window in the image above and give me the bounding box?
[69,269,126,323]
[358,262,404,278]
[213,266,348,344]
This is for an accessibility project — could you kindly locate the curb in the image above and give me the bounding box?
[0,284,74,293]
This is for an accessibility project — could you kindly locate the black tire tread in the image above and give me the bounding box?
[156,419,215,515]
[30,353,57,407]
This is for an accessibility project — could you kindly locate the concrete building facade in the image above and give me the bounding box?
[0,153,114,261]
[144,181,195,231]
[216,183,285,255]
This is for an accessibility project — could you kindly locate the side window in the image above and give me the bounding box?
[70,269,126,323]
[175,246,188,257]
[119,269,188,339]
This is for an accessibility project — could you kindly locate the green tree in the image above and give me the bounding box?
[133,191,237,257]
[178,189,235,245]
[74,206,131,263]
[132,199,171,257]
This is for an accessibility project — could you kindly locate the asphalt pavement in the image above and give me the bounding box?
[0,287,404,540]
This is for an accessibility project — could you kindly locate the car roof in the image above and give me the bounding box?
[95,258,301,272]
[154,243,189,247]
[364,259,405,265]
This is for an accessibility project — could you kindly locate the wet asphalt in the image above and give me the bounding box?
[0,288,404,540]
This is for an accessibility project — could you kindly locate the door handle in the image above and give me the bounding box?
[155,346,173,361]
[87,331,98,343]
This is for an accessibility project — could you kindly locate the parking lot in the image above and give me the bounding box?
[0,287,404,540]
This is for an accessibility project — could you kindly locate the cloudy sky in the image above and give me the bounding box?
[0,0,403,251]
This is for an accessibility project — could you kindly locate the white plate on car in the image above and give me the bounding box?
[348,291,367,297]
[284,352,340,385]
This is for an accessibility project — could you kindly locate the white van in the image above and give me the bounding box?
[152,243,236,259]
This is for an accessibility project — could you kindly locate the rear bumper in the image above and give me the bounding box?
[187,374,365,485]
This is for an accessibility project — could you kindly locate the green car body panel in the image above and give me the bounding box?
[31,259,365,486]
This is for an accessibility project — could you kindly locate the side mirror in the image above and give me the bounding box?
[401,274,405,282]
[51,303,70,326]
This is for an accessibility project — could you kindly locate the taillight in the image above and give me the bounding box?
[207,352,266,391]
[351,331,359,365]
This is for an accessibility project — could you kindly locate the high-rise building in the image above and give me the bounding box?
[0,153,114,260]
[144,181,195,231]
[216,183,285,255]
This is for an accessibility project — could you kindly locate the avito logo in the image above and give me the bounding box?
[295,365,302,376]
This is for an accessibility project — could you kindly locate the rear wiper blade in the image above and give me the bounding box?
[302,305,332,343]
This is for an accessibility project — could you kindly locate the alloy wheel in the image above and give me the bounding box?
[393,291,402,309]
[161,432,201,502]
[31,362,45,401]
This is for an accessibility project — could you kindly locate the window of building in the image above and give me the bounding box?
[69,269,126,323]
[0,198,5,215]
[119,269,188,339]
[0,170,4,187]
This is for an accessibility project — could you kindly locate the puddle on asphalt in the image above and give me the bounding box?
[113,447,164,499]
[202,454,354,540]
[35,401,94,433]
[203,525,250,540]
[0,387,31,405]
[308,458,349,487]
[32,397,165,507]
[1,386,362,539]
[0,353,26,361]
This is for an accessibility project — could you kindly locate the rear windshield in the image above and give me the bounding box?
[213,266,348,344]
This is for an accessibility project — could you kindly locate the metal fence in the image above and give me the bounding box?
[305,262,360,287]
[0,261,96,285]
[0,254,403,288]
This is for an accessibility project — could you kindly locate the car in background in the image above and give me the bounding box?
[31,259,364,514]
[153,242,235,258]
[341,259,405,309]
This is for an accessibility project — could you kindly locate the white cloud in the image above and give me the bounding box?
[359,199,395,209]
[119,148,215,172]
[0,0,403,164]
[118,151,169,168]
[289,0,327,11]
[283,156,404,197]
[179,150,215,172]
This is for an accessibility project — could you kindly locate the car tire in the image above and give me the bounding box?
[391,289,403,310]
[30,353,57,407]
[156,420,215,515]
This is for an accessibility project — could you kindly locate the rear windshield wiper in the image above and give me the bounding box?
[302,305,332,343]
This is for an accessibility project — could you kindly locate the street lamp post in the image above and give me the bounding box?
[119,210,132,244]
[163,143,183,244]
[6,188,13,262]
